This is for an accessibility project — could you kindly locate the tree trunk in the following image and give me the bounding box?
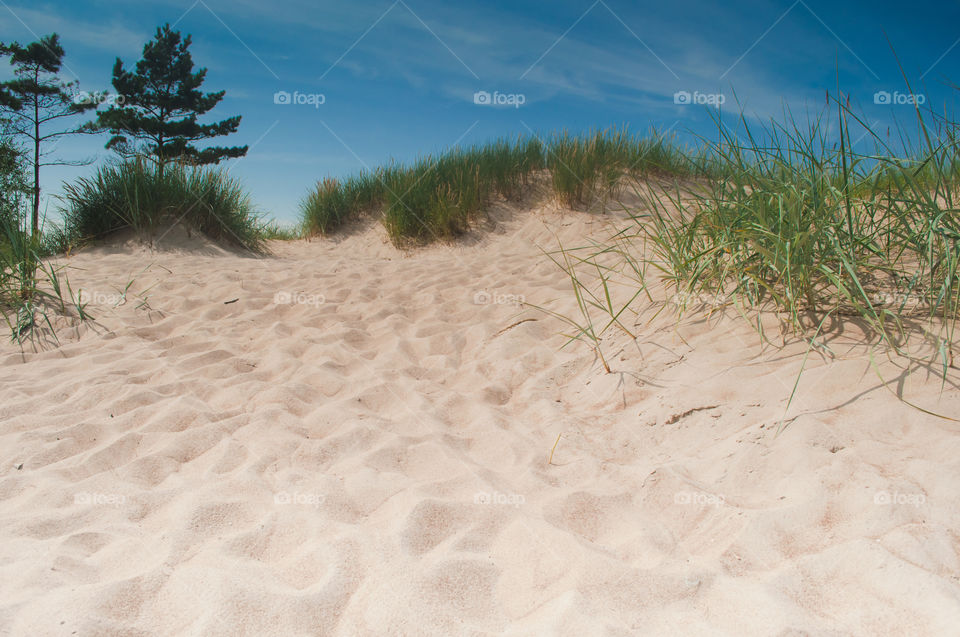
[32,121,39,238]
[31,72,40,238]
[158,133,165,181]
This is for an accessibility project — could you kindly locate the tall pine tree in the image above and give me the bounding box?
[0,34,96,237]
[91,24,247,177]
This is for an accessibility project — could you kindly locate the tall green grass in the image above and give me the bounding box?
[543,94,960,421]
[547,128,695,208]
[300,137,545,243]
[384,138,547,241]
[633,100,960,348]
[60,158,266,252]
[301,169,394,236]
[300,130,699,244]
[0,213,87,344]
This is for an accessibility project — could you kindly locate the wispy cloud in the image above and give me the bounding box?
[1,4,147,54]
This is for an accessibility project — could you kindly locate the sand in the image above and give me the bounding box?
[1,197,959,636]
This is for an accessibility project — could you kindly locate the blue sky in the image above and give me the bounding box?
[2,0,959,224]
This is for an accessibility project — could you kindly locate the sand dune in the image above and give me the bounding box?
[1,201,959,636]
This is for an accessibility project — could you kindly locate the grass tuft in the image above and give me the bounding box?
[60,158,266,252]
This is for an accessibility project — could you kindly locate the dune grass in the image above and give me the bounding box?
[0,213,87,343]
[638,100,959,349]
[540,93,959,422]
[382,138,546,242]
[544,127,698,208]
[260,221,302,241]
[60,158,266,252]
[301,170,394,236]
[301,137,546,243]
[300,130,701,245]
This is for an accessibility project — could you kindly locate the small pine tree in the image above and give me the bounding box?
[91,24,247,177]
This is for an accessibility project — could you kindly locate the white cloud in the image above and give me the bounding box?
[0,5,147,54]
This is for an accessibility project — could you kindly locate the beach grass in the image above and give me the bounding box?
[0,214,87,343]
[60,158,266,252]
[300,130,700,244]
[384,137,549,242]
[540,94,959,411]
[260,221,302,241]
[642,100,958,347]
[545,127,678,208]
[301,136,547,243]
[301,169,393,236]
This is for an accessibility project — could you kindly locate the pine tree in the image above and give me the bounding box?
[91,24,247,177]
[0,34,96,237]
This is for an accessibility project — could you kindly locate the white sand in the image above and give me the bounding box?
[1,198,959,636]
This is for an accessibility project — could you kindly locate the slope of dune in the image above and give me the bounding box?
[1,198,959,636]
